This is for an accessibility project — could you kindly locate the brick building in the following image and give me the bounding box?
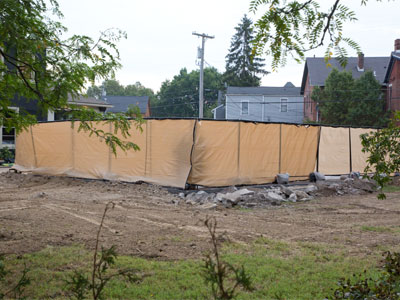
[300,54,390,122]
[384,39,400,111]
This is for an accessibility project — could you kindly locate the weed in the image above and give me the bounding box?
[65,202,141,299]
[202,216,253,300]
[0,255,30,300]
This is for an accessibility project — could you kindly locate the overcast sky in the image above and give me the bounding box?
[56,0,400,92]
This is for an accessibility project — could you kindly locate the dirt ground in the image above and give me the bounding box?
[1,171,400,260]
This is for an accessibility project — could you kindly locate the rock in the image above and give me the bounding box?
[340,174,348,180]
[222,189,255,204]
[309,172,325,182]
[295,190,310,201]
[281,186,293,197]
[185,199,197,205]
[344,178,354,184]
[288,193,297,202]
[200,203,217,210]
[215,193,225,202]
[350,171,360,179]
[305,184,318,194]
[178,192,185,199]
[266,191,284,202]
[352,178,376,193]
[196,191,207,195]
[276,173,289,184]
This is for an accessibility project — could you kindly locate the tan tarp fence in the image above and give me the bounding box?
[15,120,195,188]
[318,127,350,175]
[187,121,319,186]
[15,119,375,187]
[350,128,377,173]
[281,124,319,179]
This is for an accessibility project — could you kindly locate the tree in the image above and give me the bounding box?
[311,69,389,127]
[250,0,371,70]
[87,80,154,98]
[0,0,143,154]
[223,15,269,87]
[153,67,223,118]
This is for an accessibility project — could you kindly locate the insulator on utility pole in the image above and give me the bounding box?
[192,31,214,119]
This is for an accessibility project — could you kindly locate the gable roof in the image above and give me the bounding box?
[227,82,300,97]
[384,52,400,83]
[104,96,149,114]
[68,95,113,108]
[301,56,390,94]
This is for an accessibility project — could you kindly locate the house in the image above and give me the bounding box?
[224,82,303,123]
[104,96,151,117]
[384,39,400,111]
[47,95,113,121]
[301,54,390,122]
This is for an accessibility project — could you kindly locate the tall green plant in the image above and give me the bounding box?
[361,112,400,199]
[223,15,269,87]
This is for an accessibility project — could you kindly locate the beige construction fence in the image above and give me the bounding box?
[15,119,376,188]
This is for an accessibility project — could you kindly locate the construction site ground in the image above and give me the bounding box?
[1,171,400,260]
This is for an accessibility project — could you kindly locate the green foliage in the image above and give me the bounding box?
[153,67,223,118]
[250,0,364,70]
[223,15,269,87]
[361,112,400,199]
[0,0,143,154]
[203,217,253,299]
[0,255,30,300]
[311,69,388,127]
[329,251,400,299]
[87,80,155,98]
[65,202,141,300]
[0,147,14,161]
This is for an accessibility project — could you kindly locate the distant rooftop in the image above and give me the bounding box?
[301,56,390,94]
[227,82,300,96]
[104,96,149,114]
[68,95,112,107]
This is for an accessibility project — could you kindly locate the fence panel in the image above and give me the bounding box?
[281,124,319,178]
[238,122,280,184]
[318,127,350,175]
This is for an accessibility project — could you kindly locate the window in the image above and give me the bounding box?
[2,127,15,145]
[280,98,288,112]
[241,101,249,115]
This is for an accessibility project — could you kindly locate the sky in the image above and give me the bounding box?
[56,0,400,93]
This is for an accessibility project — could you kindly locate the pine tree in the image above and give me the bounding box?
[223,15,269,87]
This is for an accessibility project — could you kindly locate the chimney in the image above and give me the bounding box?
[395,39,400,52]
[357,52,364,72]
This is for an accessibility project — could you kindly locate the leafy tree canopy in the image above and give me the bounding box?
[250,0,377,70]
[0,0,143,153]
[87,80,154,98]
[152,67,223,118]
[311,69,389,127]
[223,15,269,87]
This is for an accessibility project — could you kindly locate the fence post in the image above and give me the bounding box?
[30,126,38,168]
[349,127,352,173]
[316,126,321,172]
[279,124,282,174]
[237,121,241,180]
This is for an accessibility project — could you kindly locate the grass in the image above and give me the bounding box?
[382,185,400,193]
[361,225,400,234]
[1,238,382,300]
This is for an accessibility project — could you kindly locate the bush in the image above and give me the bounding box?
[329,251,400,299]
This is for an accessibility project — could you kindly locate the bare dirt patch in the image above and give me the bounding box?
[1,171,400,260]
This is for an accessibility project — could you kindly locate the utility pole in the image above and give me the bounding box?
[192,32,214,118]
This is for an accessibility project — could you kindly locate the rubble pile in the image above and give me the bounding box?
[179,177,377,209]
